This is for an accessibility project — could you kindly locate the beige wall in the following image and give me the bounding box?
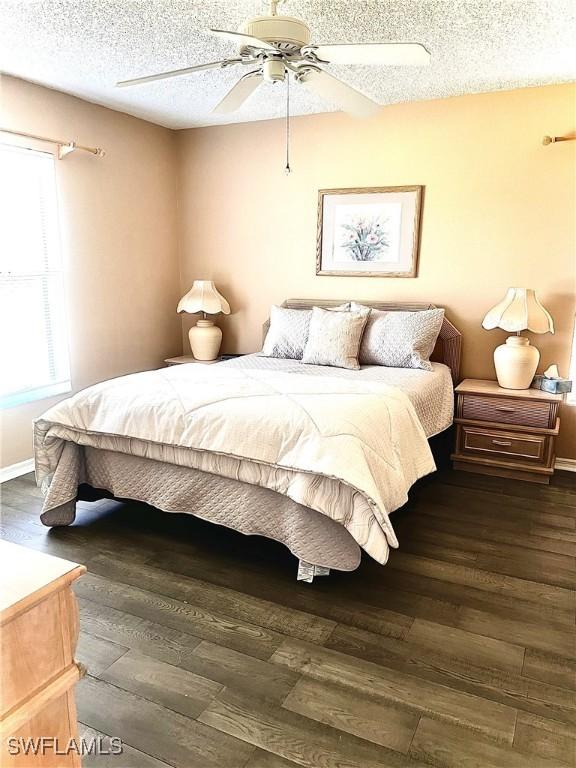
[0,76,182,468]
[2,79,574,468]
[177,84,576,459]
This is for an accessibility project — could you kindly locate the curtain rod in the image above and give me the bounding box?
[0,127,105,158]
[542,134,575,146]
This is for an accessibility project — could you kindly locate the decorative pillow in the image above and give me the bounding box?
[261,305,311,359]
[302,306,369,370]
[351,303,444,371]
[261,303,351,360]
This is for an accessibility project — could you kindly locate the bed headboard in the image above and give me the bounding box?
[262,298,462,383]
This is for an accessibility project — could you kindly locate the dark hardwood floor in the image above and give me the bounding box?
[1,469,575,768]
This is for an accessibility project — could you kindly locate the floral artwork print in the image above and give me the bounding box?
[317,187,422,277]
[340,215,390,261]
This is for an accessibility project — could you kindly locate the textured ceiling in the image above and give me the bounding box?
[0,1,574,129]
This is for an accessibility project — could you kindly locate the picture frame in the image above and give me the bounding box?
[316,185,423,277]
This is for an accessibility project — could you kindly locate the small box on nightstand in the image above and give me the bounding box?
[451,379,563,484]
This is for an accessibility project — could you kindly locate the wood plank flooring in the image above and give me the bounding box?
[1,469,575,768]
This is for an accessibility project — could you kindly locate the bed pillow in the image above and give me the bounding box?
[261,305,311,359]
[351,303,444,371]
[261,303,351,360]
[302,306,369,370]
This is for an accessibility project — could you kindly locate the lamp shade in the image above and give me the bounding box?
[482,288,554,335]
[177,280,230,315]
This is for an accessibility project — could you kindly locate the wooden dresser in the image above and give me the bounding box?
[0,542,86,767]
[452,379,563,484]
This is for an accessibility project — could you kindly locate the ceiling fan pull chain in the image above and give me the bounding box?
[285,70,291,175]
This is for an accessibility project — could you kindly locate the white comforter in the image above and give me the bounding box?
[35,364,436,563]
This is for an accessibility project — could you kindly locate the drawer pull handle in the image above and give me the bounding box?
[495,406,515,412]
[492,439,513,446]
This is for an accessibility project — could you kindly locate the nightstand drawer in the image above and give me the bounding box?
[461,426,546,462]
[454,379,562,483]
[460,394,554,428]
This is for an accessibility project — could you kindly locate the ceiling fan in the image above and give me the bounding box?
[117,0,431,118]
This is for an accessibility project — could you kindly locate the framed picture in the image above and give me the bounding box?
[316,186,423,277]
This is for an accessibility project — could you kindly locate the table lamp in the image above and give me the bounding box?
[177,280,230,361]
[482,287,554,389]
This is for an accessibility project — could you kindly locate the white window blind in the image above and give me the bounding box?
[0,145,71,408]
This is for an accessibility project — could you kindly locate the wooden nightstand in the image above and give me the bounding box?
[451,379,563,484]
[164,355,222,366]
[164,354,245,366]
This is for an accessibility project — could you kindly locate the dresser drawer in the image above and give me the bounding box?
[1,587,81,719]
[460,394,554,428]
[461,426,547,462]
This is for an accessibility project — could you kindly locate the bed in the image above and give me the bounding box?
[34,299,461,581]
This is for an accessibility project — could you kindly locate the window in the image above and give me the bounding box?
[0,145,71,408]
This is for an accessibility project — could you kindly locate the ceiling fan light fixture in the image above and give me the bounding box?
[263,59,285,82]
[117,0,428,148]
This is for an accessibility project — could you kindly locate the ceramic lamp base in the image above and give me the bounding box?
[493,336,540,390]
[188,319,222,361]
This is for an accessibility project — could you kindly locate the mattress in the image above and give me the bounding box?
[36,357,452,566]
[221,354,454,438]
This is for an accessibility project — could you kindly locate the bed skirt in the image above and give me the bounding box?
[41,446,361,573]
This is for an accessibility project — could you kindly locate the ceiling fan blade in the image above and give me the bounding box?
[116,59,240,87]
[306,42,431,66]
[213,71,264,114]
[298,68,379,118]
[209,29,277,52]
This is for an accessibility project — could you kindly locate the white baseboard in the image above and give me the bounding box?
[0,458,35,484]
[555,457,576,473]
